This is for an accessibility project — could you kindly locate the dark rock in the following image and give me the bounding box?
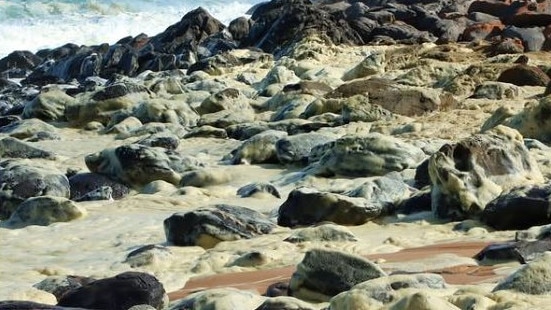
[0,163,70,220]
[497,64,551,86]
[34,275,97,301]
[0,137,55,159]
[289,248,386,302]
[237,182,281,198]
[69,172,130,201]
[277,187,386,227]
[482,184,551,230]
[164,204,277,248]
[57,271,167,310]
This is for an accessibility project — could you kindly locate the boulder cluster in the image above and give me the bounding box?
[3,0,551,309]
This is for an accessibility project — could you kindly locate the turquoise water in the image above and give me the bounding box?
[0,0,264,57]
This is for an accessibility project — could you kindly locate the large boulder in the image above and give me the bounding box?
[497,64,551,86]
[5,196,85,228]
[164,204,277,248]
[57,271,167,310]
[289,248,386,302]
[311,133,425,177]
[278,187,387,227]
[85,144,204,187]
[429,126,543,220]
[481,184,551,230]
[0,162,70,220]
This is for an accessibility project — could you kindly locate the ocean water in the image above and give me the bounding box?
[0,0,265,58]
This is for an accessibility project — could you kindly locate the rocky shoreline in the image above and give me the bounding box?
[3,0,551,309]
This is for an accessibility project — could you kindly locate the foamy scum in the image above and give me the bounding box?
[0,0,263,58]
